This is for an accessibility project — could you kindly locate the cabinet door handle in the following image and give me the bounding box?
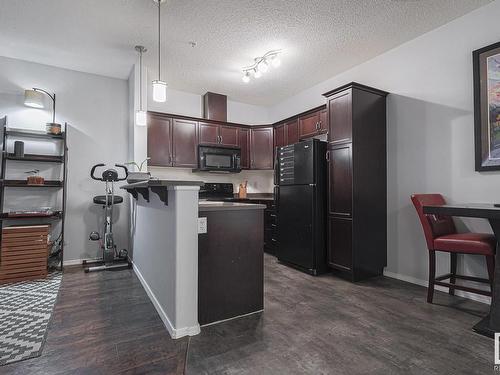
[318,121,322,129]
[326,150,330,162]
[220,135,223,144]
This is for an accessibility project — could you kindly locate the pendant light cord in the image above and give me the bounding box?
[139,50,143,110]
[158,0,161,81]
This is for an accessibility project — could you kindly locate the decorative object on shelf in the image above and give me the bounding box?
[135,45,148,126]
[474,40,500,171]
[46,123,61,135]
[151,0,167,102]
[238,180,248,199]
[125,157,151,182]
[25,169,45,185]
[14,141,24,157]
[242,50,282,83]
[23,88,62,134]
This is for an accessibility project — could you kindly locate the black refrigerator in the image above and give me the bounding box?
[275,138,328,275]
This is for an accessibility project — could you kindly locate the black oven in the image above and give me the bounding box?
[194,145,242,173]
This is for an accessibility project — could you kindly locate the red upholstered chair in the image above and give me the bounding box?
[411,194,495,303]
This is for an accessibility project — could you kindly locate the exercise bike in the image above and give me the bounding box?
[83,163,132,273]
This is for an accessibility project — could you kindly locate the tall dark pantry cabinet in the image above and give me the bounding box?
[323,83,388,282]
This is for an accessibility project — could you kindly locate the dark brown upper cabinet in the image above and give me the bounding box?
[250,127,274,170]
[199,122,219,145]
[274,123,286,151]
[148,114,172,167]
[326,89,352,143]
[286,119,299,145]
[199,122,238,147]
[171,118,198,168]
[319,108,328,134]
[298,108,327,139]
[219,125,239,147]
[238,128,251,169]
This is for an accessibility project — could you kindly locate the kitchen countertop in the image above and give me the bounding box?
[121,179,204,189]
[199,201,266,212]
[234,193,274,201]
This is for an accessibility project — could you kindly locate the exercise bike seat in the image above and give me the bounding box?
[93,195,123,205]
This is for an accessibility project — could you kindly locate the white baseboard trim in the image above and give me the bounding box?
[63,259,84,266]
[383,270,491,305]
[133,263,200,339]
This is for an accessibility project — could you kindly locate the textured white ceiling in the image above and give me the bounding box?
[0,0,492,105]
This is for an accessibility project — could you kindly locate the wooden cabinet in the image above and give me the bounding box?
[199,122,219,145]
[299,111,320,139]
[319,108,328,134]
[250,127,274,170]
[171,118,198,168]
[238,128,251,169]
[298,109,327,139]
[327,89,352,143]
[286,119,299,145]
[148,114,172,167]
[147,112,274,171]
[327,143,352,217]
[323,83,387,281]
[327,217,352,271]
[274,123,286,150]
[199,122,238,147]
[219,125,239,147]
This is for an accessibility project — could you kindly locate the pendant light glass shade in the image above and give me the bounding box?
[152,80,167,102]
[136,110,147,126]
[24,89,45,108]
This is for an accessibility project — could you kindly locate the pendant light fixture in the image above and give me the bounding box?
[152,0,167,102]
[135,45,148,126]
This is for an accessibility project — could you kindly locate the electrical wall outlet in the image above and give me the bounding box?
[198,217,207,234]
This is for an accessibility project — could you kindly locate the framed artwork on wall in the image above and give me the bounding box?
[474,41,500,171]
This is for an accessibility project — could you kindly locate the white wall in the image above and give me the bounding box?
[0,56,129,263]
[147,71,270,125]
[268,0,500,300]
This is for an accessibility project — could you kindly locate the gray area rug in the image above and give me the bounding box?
[0,272,62,366]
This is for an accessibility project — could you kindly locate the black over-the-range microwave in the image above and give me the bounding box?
[193,145,242,173]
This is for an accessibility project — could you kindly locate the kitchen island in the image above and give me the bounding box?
[198,201,266,325]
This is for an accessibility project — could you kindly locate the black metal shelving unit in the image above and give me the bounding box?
[0,115,68,271]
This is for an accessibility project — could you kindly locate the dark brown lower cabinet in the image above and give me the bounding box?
[327,217,352,271]
[323,83,388,282]
[198,208,264,325]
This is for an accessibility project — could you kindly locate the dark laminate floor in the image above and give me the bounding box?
[4,254,493,374]
[3,267,188,375]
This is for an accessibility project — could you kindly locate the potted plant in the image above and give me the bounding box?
[25,169,45,185]
[124,157,151,183]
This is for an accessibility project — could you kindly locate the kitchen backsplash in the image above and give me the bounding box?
[149,167,274,193]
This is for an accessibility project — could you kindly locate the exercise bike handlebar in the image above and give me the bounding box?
[114,164,129,181]
[90,163,129,181]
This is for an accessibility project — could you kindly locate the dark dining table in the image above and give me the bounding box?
[423,203,500,338]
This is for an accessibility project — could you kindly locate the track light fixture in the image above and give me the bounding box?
[241,50,282,83]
